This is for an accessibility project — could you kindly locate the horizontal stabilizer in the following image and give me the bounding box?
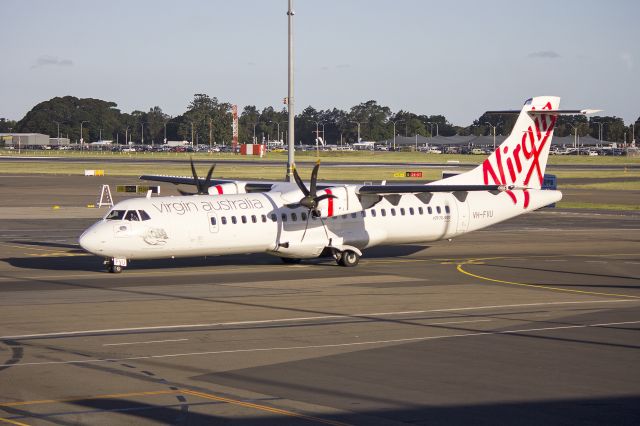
[358,184,512,195]
[486,109,601,116]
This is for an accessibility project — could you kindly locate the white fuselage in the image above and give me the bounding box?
[79,186,562,261]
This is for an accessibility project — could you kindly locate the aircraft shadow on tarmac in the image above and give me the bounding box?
[16,395,638,425]
[1,244,429,273]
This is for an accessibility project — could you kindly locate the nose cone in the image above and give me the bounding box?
[79,225,104,255]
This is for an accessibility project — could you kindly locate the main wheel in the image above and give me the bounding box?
[109,264,123,273]
[338,250,360,267]
[281,257,302,264]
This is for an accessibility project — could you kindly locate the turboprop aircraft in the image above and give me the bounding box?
[79,96,597,272]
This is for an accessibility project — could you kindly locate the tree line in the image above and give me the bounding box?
[1,95,638,144]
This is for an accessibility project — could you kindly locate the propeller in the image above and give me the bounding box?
[178,158,216,195]
[291,161,336,217]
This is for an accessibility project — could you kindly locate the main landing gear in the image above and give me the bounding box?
[105,258,127,273]
[333,249,360,267]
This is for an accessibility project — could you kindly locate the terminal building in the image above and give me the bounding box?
[0,133,70,148]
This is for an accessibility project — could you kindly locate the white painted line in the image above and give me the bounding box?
[13,320,640,367]
[1,299,635,341]
[585,261,607,264]
[623,262,640,265]
[545,260,567,262]
[103,338,189,347]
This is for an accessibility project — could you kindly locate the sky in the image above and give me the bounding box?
[2,0,639,125]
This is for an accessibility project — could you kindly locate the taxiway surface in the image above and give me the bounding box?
[0,177,639,425]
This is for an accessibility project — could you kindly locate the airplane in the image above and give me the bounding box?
[79,96,597,273]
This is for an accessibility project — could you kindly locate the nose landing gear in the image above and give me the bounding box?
[104,258,127,273]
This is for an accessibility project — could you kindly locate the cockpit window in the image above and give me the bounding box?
[125,210,140,221]
[106,210,126,220]
[138,210,151,221]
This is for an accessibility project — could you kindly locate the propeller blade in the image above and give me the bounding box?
[202,164,216,194]
[309,160,320,196]
[292,165,310,197]
[314,193,337,203]
[189,158,202,193]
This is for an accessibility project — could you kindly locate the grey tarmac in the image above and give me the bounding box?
[0,176,638,425]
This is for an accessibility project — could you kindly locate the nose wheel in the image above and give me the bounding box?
[104,258,127,273]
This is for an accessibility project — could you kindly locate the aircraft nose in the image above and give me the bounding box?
[79,226,105,255]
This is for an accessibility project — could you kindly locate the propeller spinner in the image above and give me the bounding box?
[291,161,336,217]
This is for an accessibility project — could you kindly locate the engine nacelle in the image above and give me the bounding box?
[315,185,364,218]
[207,182,246,195]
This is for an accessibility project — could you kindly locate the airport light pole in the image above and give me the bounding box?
[427,121,439,137]
[591,121,603,146]
[350,121,362,145]
[140,122,145,145]
[80,120,89,150]
[269,120,287,143]
[286,0,295,181]
[485,122,499,150]
[391,119,404,151]
[567,123,579,150]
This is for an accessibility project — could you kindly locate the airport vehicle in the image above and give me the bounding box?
[79,96,596,273]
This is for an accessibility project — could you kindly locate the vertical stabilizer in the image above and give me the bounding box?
[434,96,560,207]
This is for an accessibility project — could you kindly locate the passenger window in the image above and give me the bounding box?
[291,213,298,221]
[138,210,151,221]
[241,216,247,224]
[436,206,441,214]
[210,217,217,226]
[391,208,396,216]
[409,207,414,215]
[400,208,405,216]
[301,212,307,221]
[231,216,237,224]
[106,210,126,220]
[251,215,257,223]
[381,209,386,217]
[445,206,450,214]
[351,213,357,218]
[342,214,347,220]
[362,211,366,217]
[271,213,277,222]
[261,214,267,223]
[281,213,287,222]
[418,207,423,215]
[125,210,140,221]
[221,217,227,225]
[371,209,377,217]
[428,206,433,214]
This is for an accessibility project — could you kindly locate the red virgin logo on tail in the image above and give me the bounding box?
[482,102,557,208]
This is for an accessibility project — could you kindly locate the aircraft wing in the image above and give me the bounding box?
[139,175,274,192]
[356,184,511,195]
